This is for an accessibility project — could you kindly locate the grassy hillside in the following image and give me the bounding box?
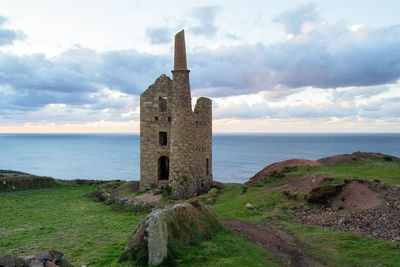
[0,184,274,266]
[1,153,399,266]
[202,153,400,266]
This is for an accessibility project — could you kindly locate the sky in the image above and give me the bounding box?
[0,0,399,133]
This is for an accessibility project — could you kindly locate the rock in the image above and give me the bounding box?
[245,203,255,209]
[147,209,168,266]
[35,250,63,263]
[196,255,205,261]
[125,200,221,266]
[0,254,16,267]
[44,261,58,267]
[17,255,35,266]
[205,198,215,204]
[29,259,44,267]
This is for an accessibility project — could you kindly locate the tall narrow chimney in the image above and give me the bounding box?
[174,30,187,70]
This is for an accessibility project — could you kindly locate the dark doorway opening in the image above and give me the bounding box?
[158,156,169,180]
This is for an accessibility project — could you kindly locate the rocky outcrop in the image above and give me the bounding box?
[125,200,222,266]
[0,250,71,267]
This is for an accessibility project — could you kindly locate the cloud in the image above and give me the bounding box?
[190,22,400,97]
[0,6,399,127]
[0,47,171,120]
[273,3,319,35]
[0,15,26,46]
[213,90,400,122]
[189,6,220,37]
[145,27,173,44]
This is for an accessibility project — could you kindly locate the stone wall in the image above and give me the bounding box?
[139,30,212,199]
[140,75,172,190]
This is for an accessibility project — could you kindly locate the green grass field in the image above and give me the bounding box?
[1,154,399,266]
[0,185,274,266]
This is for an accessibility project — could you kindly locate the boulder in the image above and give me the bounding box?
[17,255,35,266]
[35,250,63,263]
[126,200,222,266]
[245,203,255,209]
[44,261,58,267]
[147,210,168,266]
[0,254,16,267]
[205,198,215,204]
[29,259,44,267]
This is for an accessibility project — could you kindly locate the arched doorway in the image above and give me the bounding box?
[158,156,169,180]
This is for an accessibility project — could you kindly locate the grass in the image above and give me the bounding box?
[169,227,276,267]
[282,222,400,267]
[0,183,274,266]
[204,155,400,266]
[304,158,400,185]
[1,155,400,266]
[210,183,301,222]
[0,185,143,266]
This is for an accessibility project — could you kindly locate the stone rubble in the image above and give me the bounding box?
[293,182,400,242]
[0,250,68,267]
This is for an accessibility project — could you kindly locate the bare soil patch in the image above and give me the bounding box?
[223,218,324,267]
[271,174,332,194]
[341,181,382,209]
[136,192,161,204]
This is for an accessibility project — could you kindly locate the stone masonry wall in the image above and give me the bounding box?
[139,30,212,198]
[140,75,172,190]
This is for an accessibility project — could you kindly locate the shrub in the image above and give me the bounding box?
[307,184,344,205]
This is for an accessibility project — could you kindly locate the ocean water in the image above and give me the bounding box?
[0,133,399,183]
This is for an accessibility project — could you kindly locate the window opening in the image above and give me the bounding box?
[206,158,209,175]
[154,116,158,121]
[159,132,167,146]
[159,97,167,112]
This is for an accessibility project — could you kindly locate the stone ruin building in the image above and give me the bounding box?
[139,30,212,199]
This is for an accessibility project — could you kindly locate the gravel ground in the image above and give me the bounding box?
[293,181,400,242]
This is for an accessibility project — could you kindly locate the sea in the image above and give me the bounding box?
[0,133,399,183]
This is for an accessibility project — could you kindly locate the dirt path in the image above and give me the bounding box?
[223,218,324,267]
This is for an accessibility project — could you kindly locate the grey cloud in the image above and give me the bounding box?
[273,3,319,34]
[213,101,356,120]
[0,16,7,25]
[189,23,400,97]
[213,96,400,122]
[0,15,25,46]
[190,6,220,37]
[146,27,173,44]
[330,85,390,102]
[0,47,171,115]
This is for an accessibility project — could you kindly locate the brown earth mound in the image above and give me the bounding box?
[246,152,400,187]
[271,174,331,194]
[340,181,383,209]
[246,159,321,186]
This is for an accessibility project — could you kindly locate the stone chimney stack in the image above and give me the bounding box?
[174,30,187,70]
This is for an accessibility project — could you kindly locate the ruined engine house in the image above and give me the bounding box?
[139,30,212,199]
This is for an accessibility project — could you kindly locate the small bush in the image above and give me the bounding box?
[161,184,173,200]
[0,175,58,191]
[307,184,344,205]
